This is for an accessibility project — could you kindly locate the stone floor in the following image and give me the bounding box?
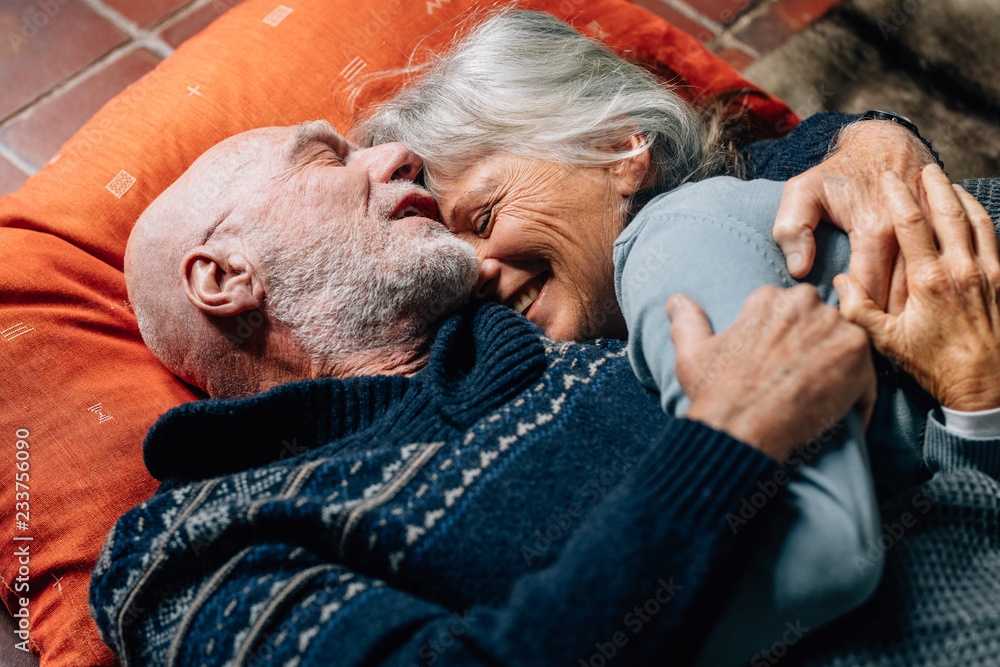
[0,0,843,197]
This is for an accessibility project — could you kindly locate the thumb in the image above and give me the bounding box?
[774,181,823,278]
[834,274,891,344]
[846,241,896,311]
[856,370,878,430]
[667,294,714,353]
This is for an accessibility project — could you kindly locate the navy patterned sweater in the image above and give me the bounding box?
[89,303,783,666]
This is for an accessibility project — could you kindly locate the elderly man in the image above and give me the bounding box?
[125,121,478,398]
[91,119,1000,666]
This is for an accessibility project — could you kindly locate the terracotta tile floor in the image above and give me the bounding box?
[0,0,841,197]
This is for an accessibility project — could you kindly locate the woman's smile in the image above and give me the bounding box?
[437,153,637,340]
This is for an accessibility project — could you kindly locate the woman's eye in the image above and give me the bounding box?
[474,208,493,236]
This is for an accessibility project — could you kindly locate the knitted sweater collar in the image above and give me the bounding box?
[144,303,546,481]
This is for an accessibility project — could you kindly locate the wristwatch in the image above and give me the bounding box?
[858,109,935,154]
[860,109,921,136]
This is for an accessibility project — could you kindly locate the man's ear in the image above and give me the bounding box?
[610,134,654,197]
[182,245,264,317]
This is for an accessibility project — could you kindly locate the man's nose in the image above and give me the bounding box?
[475,258,501,300]
[352,142,423,183]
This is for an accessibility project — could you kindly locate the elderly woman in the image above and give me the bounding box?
[356,10,1000,666]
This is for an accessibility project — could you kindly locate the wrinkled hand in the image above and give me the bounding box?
[836,164,1000,412]
[773,119,935,309]
[667,284,876,461]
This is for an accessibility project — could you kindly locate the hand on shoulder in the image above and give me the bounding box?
[668,284,876,460]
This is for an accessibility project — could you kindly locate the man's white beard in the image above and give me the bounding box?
[262,182,479,364]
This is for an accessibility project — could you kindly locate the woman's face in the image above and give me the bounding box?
[437,154,634,341]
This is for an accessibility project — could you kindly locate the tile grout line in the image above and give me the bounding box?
[0,44,138,134]
[704,0,782,61]
[725,0,777,32]
[0,142,38,177]
[662,0,724,35]
[0,0,816,177]
[712,0,828,60]
[154,0,229,33]
[710,31,763,60]
[0,0,190,145]
[77,0,176,58]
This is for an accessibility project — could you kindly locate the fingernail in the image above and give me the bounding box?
[884,171,899,180]
[787,252,803,274]
[925,163,944,175]
[666,296,680,320]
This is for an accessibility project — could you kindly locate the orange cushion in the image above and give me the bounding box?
[0,0,796,664]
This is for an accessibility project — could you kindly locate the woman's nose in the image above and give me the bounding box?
[353,142,423,183]
[476,258,502,300]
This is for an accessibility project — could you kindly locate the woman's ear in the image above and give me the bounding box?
[182,245,264,317]
[610,134,654,197]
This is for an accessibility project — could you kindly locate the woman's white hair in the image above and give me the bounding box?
[355,9,726,216]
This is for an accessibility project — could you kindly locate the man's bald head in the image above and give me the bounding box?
[126,121,478,398]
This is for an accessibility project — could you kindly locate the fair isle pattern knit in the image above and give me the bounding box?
[90,303,780,666]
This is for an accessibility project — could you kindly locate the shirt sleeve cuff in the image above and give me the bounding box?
[941,405,1000,439]
[924,411,1000,480]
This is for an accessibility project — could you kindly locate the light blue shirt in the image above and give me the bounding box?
[614,177,893,666]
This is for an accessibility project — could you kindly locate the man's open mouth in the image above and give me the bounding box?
[390,193,438,220]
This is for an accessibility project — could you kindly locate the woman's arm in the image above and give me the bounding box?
[616,176,882,666]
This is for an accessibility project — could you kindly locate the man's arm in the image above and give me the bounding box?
[745,111,938,309]
[91,419,782,666]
